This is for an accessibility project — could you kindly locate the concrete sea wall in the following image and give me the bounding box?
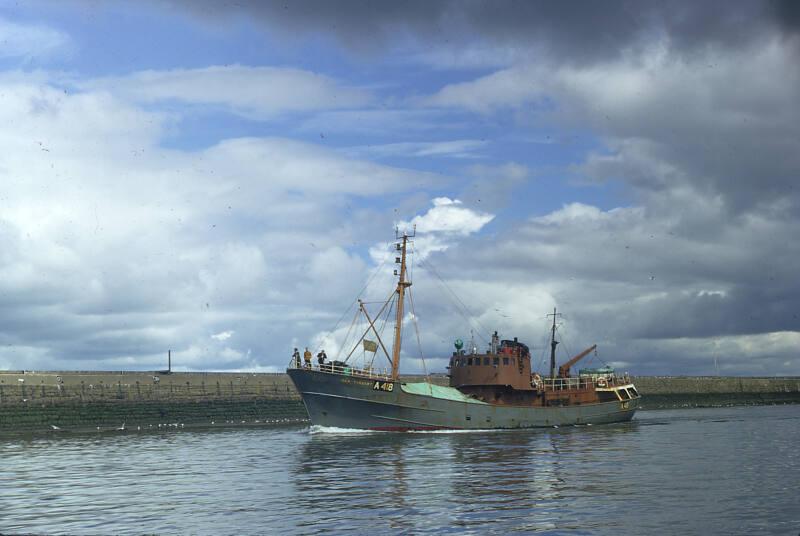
[630,375,800,409]
[0,371,308,433]
[1,371,799,432]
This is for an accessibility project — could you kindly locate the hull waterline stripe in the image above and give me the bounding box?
[301,389,640,413]
[301,391,446,413]
[370,414,457,428]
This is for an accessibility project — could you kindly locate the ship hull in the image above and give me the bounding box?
[288,369,638,430]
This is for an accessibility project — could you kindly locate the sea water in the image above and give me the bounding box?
[0,405,797,535]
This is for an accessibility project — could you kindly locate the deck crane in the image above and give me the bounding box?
[558,344,597,378]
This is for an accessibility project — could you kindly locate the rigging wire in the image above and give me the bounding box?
[554,317,608,370]
[382,294,397,368]
[535,313,565,374]
[530,313,608,375]
[584,345,610,369]
[406,249,428,377]
[342,289,395,364]
[536,334,550,370]
[319,299,356,356]
[334,306,361,362]
[557,321,574,365]
[407,248,433,394]
[407,286,430,385]
[535,317,551,373]
[416,255,492,345]
[367,293,396,370]
[358,241,393,300]
[316,242,393,354]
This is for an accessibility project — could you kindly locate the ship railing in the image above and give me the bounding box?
[542,377,590,391]
[542,374,633,391]
[598,374,632,386]
[290,361,391,381]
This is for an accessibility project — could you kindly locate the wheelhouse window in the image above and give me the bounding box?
[483,357,490,365]
[467,358,473,366]
[493,357,499,366]
[503,357,509,365]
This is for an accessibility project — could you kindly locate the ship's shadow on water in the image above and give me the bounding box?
[291,422,642,533]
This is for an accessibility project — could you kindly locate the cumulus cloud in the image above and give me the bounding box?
[403,198,494,235]
[391,197,494,262]
[308,196,497,370]
[211,330,234,341]
[1,0,798,377]
[0,72,445,372]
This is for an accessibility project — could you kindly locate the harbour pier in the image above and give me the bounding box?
[1,371,798,433]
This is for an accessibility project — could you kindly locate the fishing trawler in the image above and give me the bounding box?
[287,230,640,430]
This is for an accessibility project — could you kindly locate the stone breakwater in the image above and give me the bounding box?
[1,371,799,432]
[0,371,308,433]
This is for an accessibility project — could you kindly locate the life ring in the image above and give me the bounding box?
[531,373,542,389]
[597,377,607,388]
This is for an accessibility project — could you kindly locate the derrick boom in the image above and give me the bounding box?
[558,344,597,378]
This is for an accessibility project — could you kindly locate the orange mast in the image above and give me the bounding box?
[390,229,413,379]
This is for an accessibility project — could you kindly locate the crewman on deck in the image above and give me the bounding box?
[317,349,327,365]
[303,347,312,368]
[292,348,301,368]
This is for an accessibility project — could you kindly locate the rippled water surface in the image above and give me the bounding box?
[1,405,798,535]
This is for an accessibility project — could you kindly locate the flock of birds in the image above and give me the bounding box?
[47,417,307,433]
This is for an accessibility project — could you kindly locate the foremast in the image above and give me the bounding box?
[548,308,561,379]
[390,228,414,380]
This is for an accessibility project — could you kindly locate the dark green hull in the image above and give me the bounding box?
[288,368,638,430]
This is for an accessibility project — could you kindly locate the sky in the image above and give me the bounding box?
[0,0,798,376]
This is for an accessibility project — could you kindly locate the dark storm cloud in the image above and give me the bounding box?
[143,0,799,375]
[772,0,800,34]
[169,0,795,63]
[165,0,800,217]
[622,286,800,340]
[412,197,800,354]
[1,1,795,376]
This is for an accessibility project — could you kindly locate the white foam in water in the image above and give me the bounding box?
[408,428,509,434]
[308,425,512,435]
[308,425,385,435]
